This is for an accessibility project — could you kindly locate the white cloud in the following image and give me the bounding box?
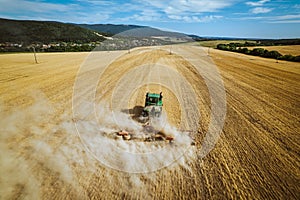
[120,10,162,22]
[135,0,235,14]
[0,0,113,23]
[251,7,273,14]
[269,14,300,23]
[268,20,300,23]
[238,14,300,24]
[115,0,230,23]
[245,0,273,15]
[128,0,232,23]
[246,0,270,7]
[168,15,222,23]
[274,14,300,20]
[76,0,113,6]
[0,0,71,13]
[0,0,233,24]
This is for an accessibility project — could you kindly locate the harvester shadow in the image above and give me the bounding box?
[121,106,144,122]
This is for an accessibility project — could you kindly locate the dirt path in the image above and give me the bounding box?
[0,45,299,199]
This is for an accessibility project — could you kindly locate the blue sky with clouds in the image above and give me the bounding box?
[0,0,299,38]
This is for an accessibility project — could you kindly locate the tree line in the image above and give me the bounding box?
[0,43,97,53]
[217,42,300,62]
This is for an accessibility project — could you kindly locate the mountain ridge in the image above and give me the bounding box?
[77,23,188,38]
[0,18,106,44]
[0,18,192,44]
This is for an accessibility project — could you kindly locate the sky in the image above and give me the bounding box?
[0,0,299,38]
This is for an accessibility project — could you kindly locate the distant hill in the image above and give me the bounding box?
[77,24,144,35]
[77,24,189,38]
[0,18,105,44]
[0,18,193,45]
[0,18,197,52]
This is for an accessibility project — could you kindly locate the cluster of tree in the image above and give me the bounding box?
[217,43,300,62]
[258,39,300,46]
[0,43,98,53]
[0,47,26,52]
[219,42,259,48]
[216,39,300,48]
[43,45,96,52]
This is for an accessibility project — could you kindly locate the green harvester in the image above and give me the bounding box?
[142,92,163,118]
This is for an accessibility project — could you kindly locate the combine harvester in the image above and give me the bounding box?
[141,92,163,119]
[114,92,196,145]
[116,92,175,143]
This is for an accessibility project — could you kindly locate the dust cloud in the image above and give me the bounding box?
[75,101,195,173]
[0,92,196,199]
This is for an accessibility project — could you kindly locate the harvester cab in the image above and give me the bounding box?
[142,92,163,118]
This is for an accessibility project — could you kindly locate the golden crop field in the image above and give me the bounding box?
[0,45,299,199]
